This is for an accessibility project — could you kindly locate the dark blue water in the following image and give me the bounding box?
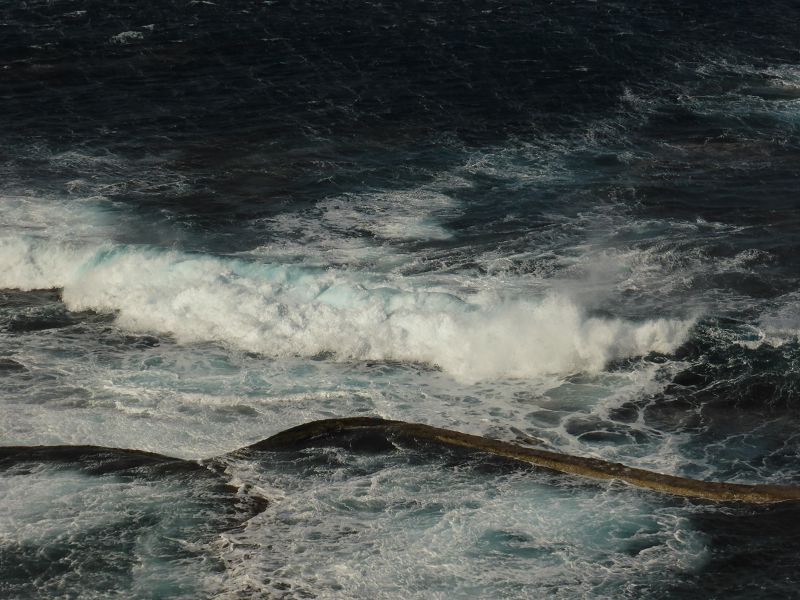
[2,1,800,597]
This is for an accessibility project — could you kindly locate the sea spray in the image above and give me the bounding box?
[2,237,692,381]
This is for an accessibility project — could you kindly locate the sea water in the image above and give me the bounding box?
[2,1,800,597]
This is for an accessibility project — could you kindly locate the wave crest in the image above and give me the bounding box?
[2,237,693,381]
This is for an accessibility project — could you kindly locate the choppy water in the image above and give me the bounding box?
[2,1,800,597]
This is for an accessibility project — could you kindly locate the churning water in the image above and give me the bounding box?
[2,1,800,597]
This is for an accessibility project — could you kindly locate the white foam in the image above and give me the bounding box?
[217,456,708,598]
[317,189,458,242]
[0,194,116,241]
[0,466,227,597]
[0,236,104,291]
[110,30,144,44]
[249,176,467,270]
[2,238,692,381]
[749,295,800,347]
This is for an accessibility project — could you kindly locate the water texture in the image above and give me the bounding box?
[2,1,800,597]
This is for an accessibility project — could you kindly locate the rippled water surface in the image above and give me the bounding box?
[2,1,800,597]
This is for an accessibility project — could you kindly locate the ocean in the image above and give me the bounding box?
[2,1,800,597]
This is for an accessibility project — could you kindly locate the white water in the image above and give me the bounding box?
[0,190,700,466]
[2,40,799,600]
[0,453,709,599]
[216,452,708,599]
[0,186,708,600]
[0,465,227,599]
[1,235,692,382]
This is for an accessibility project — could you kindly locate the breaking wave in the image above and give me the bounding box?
[1,236,692,381]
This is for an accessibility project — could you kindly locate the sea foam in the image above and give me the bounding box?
[1,237,693,381]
